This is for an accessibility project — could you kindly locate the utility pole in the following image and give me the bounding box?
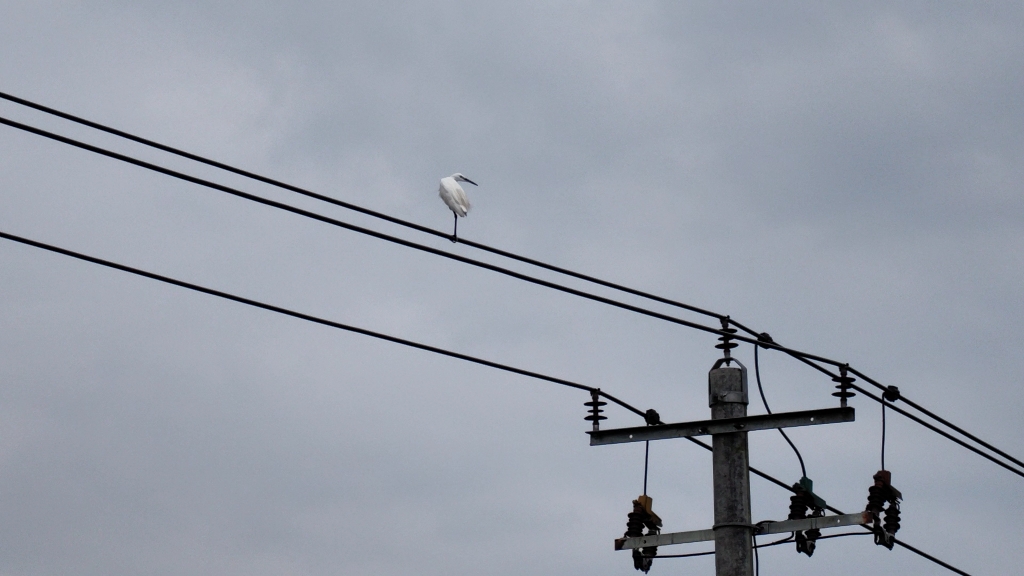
[709,361,753,576]
[594,335,863,575]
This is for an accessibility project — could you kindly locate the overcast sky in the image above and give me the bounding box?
[1,2,1022,575]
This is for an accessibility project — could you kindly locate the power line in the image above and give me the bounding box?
[0,89,735,327]
[891,538,972,576]
[649,535,795,561]
[0,229,646,420]
[757,336,1024,478]
[0,116,966,374]
[648,549,715,559]
[773,341,1024,478]
[849,365,1024,470]
[882,396,889,471]
[852,383,1024,479]
[0,115,863,376]
[753,343,807,478]
[1,109,1021,481]
[0,115,742,344]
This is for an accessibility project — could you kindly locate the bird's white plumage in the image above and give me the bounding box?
[439,175,471,217]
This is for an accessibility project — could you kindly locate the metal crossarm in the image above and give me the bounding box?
[615,512,872,550]
[590,407,855,446]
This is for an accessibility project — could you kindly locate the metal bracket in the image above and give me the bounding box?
[589,407,855,446]
[615,512,872,550]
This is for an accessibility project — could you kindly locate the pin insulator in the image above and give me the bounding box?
[624,501,647,538]
[883,501,901,537]
[715,319,738,359]
[866,485,886,516]
[788,491,808,520]
[831,365,856,407]
[584,391,607,431]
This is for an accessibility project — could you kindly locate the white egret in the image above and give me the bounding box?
[438,173,478,242]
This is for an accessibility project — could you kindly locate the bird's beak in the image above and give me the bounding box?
[462,177,478,186]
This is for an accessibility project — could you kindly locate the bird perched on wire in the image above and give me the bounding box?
[438,173,478,242]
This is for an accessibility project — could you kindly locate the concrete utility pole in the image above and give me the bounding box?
[595,343,858,575]
[709,363,753,576]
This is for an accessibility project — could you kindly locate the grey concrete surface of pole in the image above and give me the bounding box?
[710,363,754,576]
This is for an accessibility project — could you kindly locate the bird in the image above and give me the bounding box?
[438,173,478,242]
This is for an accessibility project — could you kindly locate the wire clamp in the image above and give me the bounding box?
[644,409,662,426]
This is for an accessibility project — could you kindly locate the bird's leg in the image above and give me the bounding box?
[451,212,458,243]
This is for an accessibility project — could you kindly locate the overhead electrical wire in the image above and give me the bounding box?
[0,114,890,381]
[848,365,1024,471]
[650,535,794,561]
[753,343,807,478]
[0,229,645,420]
[0,116,967,375]
[882,396,889,471]
[753,532,760,576]
[765,341,1024,478]
[648,549,715,559]
[852,384,1024,479]
[0,115,746,344]
[0,97,1021,480]
[0,227,978,576]
[0,90,736,325]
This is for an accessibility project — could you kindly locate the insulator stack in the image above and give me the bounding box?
[866,484,886,516]
[883,501,901,536]
[585,391,607,431]
[623,497,661,573]
[788,491,808,520]
[624,501,646,538]
[715,319,738,360]
[864,470,902,550]
[789,486,815,556]
[831,365,856,407]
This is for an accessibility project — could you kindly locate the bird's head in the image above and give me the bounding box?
[452,173,478,186]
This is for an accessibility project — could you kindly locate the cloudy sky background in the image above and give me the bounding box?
[0,2,1022,574]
